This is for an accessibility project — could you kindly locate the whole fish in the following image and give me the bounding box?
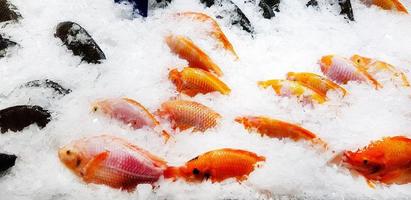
[338,136,411,185]
[235,116,326,147]
[350,55,410,87]
[165,35,223,76]
[58,135,167,190]
[164,148,265,182]
[169,67,231,97]
[0,105,51,133]
[361,0,408,13]
[319,55,381,88]
[286,72,347,97]
[157,100,221,132]
[92,98,170,140]
[258,79,326,104]
[175,12,238,58]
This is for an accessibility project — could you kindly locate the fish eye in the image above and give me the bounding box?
[92,106,98,112]
[363,160,368,165]
[192,168,200,175]
[66,150,71,155]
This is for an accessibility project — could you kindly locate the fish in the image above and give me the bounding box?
[55,21,106,64]
[91,98,170,141]
[175,12,238,58]
[0,35,17,58]
[58,135,167,190]
[165,34,223,76]
[0,105,51,133]
[0,153,17,173]
[258,79,326,104]
[350,55,410,87]
[164,148,265,183]
[286,72,347,97]
[258,0,281,19]
[235,116,326,147]
[0,0,21,23]
[339,0,355,21]
[22,79,72,96]
[319,55,382,88]
[157,100,221,132]
[337,136,411,185]
[169,67,231,97]
[361,0,408,13]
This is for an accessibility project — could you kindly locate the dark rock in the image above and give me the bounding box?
[0,35,17,58]
[0,0,21,23]
[22,79,72,96]
[0,153,16,173]
[55,21,106,64]
[0,105,51,133]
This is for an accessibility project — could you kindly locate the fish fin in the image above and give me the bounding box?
[181,89,202,97]
[163,166,181,181]
[391,0,408,13]
[161,130,173,143]
[82,151,110,182]
[366,179,376,189]
[123,98,160,126]
[328,151,345,166]
[357,68,383,89]
[311,138,328,150]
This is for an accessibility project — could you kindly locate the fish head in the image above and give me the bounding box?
[351,55,372,68]
[178,157,212,182]
[169,68,183,88]
[343,150,385,175]
[91,100,112,115]
[58,144,86,175]
[286,72,297,81]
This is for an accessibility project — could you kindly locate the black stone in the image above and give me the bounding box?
[0,35,17,58]
[55,21,106,64]
[0,105,51,133]
[259,0,280,19]
[0,153,16,173]
[0,0,21,23]
[338,0,354,21]
[22,79,72,96]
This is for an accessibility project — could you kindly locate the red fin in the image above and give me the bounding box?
[82,151,109,182]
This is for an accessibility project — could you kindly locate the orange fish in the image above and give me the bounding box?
[175,12,238,58]
[58,135,167,191]
[319,55,382,89]
[157,100,221,132]
[258,79,326,104]
[339,136,411,185]
[165,34,223,76]
[169,67,231,97]
[361,0,408,13]
[350,54,410,87]
[91,98,170,141]
[235,116,326,147]
[164,148,265,183]
[286,72,347,97]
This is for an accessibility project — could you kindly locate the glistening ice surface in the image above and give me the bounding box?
[1,0,411,199]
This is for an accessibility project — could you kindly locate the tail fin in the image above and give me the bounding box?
[163,166,181,181]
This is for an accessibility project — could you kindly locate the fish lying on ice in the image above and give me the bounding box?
[0,153,17,174]
[0,0,21,23]
[165,34,223,76]
[0,35,17,58]
[361,0,408,13]
[258,79,326,104]
[58,135,167,191]
[169,67,231,97]
[0,105,51,133]
[157,100,221,132]
[286,72,347,97]
[164,148,265,182]
[332,136,411,185]
[92,98,170,141]
[350,54,410,87]
[22,79,72,96]
[175,12,238,58]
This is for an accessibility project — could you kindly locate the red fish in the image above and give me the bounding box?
[58,135,167,191]
[164,148,265,183]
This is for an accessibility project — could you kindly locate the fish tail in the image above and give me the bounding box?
[311,138,328,150]
[163,166,181,180]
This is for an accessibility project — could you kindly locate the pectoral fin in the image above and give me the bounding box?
[82,151,109,182]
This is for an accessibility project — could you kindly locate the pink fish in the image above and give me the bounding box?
[58,135,167,191]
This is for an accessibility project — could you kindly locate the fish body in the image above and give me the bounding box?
[0,105,51,133]
[175,12,238,58]
[164,148,265,182]
[319,55,381,88]
[258,79,326,104]
[362,0,408,13]
[165,35,223,76]
[92,98,170,140]
[286,72,347,97]
[342,136,411,185]
[169,67,231,97]
[157,100,220,132]
[351,55,410,87]
[58,135,167,190]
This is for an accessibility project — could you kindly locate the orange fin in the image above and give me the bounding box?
[366,179,376,189]
[82,151,110,182]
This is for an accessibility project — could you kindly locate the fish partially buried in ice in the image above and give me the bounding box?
[91,98,170,141]
[361,0,408,13]
[0,35,18,58]
[286,72,347,97]
[175,12,238,58]
[169,67,231,97]
[0,153,17,174]
[235,116,326,147]
[0,105,51,133]
[58,135,167,190]
[0,0,21,23]
[350,54,410,87]
[319,55,382,89]
[258,79,326,104]
[333,136,411,185]
[164,148,265,183]
[165,34,223,76]
[157,100,221,132]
